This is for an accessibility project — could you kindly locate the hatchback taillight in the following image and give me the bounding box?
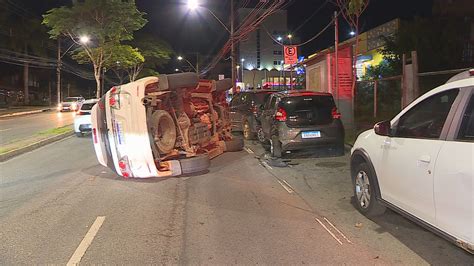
[275,107,287,121]
[92,128,98,143]
[109,86,121,109]
[332,107,341,119]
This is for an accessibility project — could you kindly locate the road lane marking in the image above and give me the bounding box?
[67,216,106,265]
[324,217,352,244]
[244,147,254,154]
[0,128,12,132]
[315,217,343,245]
[277,180,294,194]
[261,161,273,170]
[281,180,294,191]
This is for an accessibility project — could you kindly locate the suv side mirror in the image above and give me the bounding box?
[374,120,391,136]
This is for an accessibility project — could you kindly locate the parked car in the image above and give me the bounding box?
[350,69,474,254]
[57,96,84,112]
[74,98,99,137]
[259,90,344,157]
[91,73,243,179]
[229,90,276,139]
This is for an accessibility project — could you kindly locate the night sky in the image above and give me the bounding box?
[8,0,434,72]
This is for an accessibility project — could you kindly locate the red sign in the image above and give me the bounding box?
[284,45,298,65]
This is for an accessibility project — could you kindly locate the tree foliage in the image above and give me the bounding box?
[380,17,471,73]
[43,0,147,97]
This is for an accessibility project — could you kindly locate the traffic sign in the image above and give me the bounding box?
[284,45,297,65]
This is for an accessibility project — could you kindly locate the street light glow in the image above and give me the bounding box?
[175,68,180,72]
[277,36,282,41]
[177,56,183,60]
[79,35,90,44]
[187,0,199,10]
[349,31,356,36]
[287,34,293,39]
[241,58,245,62]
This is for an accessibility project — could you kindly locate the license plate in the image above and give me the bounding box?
[302,131,321,139]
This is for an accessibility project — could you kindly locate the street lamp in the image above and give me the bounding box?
[349,31,355,36]
[277,36,282,42]
[287,34,293,39]
[57,35,90,105]
[185,0,235,91]
[177,55,197,73]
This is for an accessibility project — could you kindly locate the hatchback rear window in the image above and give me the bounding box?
[280,95,335,126]
[81,103,96,111]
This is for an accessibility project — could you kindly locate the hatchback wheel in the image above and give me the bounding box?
[353,162,386,217]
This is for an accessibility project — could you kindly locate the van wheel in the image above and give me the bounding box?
[352,162,386,217]
[224,137,244,152]
[151,110,176,154]
[180,154,210,175]
[270,135,282,158]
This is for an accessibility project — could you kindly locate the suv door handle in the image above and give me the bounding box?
[418,155,431,163]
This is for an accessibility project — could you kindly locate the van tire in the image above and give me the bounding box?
[151,110,176,154]
[180,154,210,175]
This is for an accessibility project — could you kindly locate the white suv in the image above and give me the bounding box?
[350,70,474,254]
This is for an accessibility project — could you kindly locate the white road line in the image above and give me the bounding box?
[315,217,343,245]
[277,180,294,194]
[244,147,254,154]
[67,216,106,266]
[323,217,353,244]
[0,128,12,132]
[281,180,294,191]
[261,161,273,170]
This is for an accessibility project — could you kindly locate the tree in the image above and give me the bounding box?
[43,0,147,98]
[131,34,173,79]
[102,45,144,83]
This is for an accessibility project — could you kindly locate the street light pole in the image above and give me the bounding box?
[231,0,236,94]
[57,39,61,105]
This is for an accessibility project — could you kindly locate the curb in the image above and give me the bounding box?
[0,108,52,118]
[0,130,74,162]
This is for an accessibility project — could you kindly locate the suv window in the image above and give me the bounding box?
[81,102,96,111]
[395,89,459,139]
[456,94,474,141]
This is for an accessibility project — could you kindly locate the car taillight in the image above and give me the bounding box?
[92,128,98,143]
[118,156,131,178]
[275,107,287,122]
[332,107,341,119]
[469,69,474,76]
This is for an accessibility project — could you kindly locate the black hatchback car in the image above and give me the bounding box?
[259,90,345,157]
[229,90,276,139]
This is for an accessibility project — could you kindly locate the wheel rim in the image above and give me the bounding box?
[355,170,371,209]
[257,128,265,142]
[243,122,250,138]
[270,139,274,154]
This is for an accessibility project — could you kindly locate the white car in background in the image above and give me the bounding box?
[74,99,98,137]
[350,70,474,254]
[58,96,85,112]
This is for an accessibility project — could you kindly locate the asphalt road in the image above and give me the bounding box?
[0,136,472,264]
[0,111,75,145]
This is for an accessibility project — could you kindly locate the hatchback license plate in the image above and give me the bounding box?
[302,131,321,139]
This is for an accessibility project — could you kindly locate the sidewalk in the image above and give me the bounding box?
[0,106,52,118]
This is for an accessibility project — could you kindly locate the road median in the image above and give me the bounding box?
[0,125,74,162]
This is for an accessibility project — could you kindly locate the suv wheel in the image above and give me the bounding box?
[257,127,267,144]
[352,162,386,217]
[270,135,282,158]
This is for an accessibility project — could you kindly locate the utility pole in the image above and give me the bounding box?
[334,11,339,107]
[231,0,236,94]
[57,39,61,105]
